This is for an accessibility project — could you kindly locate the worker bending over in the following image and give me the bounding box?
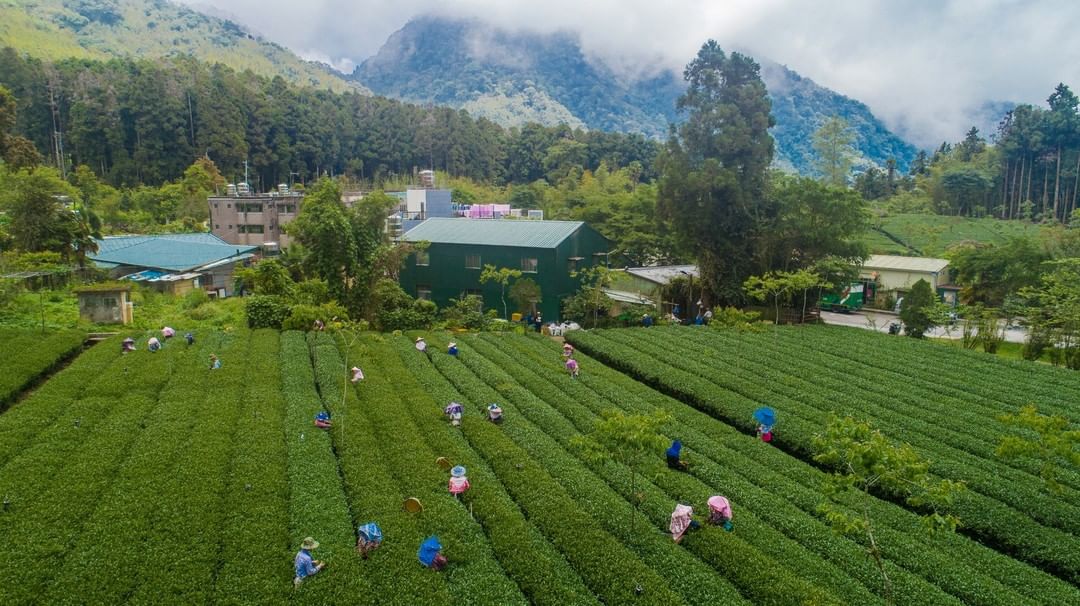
[356,522,383,560]
[670,503,700,543]
[487,403,503,424]
[707,495,734,531]
[418,536,447,571]
[444,402,463,427]
[666,440,689,471]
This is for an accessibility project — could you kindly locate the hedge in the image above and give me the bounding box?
[568,328,1080,589]
[0,329,86,411]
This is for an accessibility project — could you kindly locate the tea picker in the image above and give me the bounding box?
[444,402,464,427]
[356,522,383,559]
[447,341,459,357]
[314,410,332,429]
[350,366,365,383]
[121,337,136,353]
[486,403,503,424]
[415,337,427,352]
[147,336,161,352]
[418,536,447,571]
[707,495,734,531]
[669,503,700,543]
[565,357,579,379]
[753,407,776,442]
[666,439,688,471]
[448,465,470,498]
[293,537,325,588]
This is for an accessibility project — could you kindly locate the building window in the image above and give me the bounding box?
[465,288,484,299]
[417,285,432,300]
[213,203,218,209]
[568,257,583,272]
[593,252,609,265]
[228,224,233,230]
[416,250,430,266]
[238,224,265,234]
[103,297,118,309]
[215,224,220,229]
[465,254,481,269]
[521,257,538,273]
[237,202,263,213]
[278,204,296,213]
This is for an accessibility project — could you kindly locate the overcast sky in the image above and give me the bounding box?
[181,0,1080,148]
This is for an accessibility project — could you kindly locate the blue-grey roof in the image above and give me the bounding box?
[403,218,587,249]
[90,234,258,272]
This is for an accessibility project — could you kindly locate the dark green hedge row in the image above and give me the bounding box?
[24,333,236,603]
[565,329,1080,602]
[635,327,1080,533]
[0,329,87,411]
[0,335,123,468]
[456,335,844,606]
[389,336,603,606]
[331,335,527,605]
[307,333,452,605]
[414,335,688,605]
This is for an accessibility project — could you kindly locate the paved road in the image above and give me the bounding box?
[819,310,1029,343]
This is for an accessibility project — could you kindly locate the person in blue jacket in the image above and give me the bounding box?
[666,439,688,471]
[418,536,447,571]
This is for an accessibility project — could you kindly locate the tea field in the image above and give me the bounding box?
[0,327,1076,605]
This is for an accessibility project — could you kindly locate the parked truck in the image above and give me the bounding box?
[819,283,866,313]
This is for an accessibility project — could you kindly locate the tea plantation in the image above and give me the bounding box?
[0,327,1076,605]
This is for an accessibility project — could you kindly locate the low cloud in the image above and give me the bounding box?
[177,0,1080,148]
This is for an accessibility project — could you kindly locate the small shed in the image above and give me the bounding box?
[89,234,258,297]
[74,284,133,325]
[609,265,699,313]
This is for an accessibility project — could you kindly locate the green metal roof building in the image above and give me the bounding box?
[400,218,610,321]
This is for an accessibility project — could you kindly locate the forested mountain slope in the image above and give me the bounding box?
[354,16,919,173]
[0,0,363,92]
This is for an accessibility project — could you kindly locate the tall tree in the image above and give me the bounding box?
[812,116,856,187]
[287,178,358,306]
[658,40,775,304]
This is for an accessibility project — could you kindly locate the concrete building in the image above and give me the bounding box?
[89,234,258,297]
[399,218,610,322]
[859,254,959,306]
[208,189,302,250]
[74,284,133,325]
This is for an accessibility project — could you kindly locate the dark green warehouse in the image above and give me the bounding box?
[400,218,611,322]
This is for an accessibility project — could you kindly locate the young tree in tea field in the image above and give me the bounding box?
[996,405,1080,494]
[573,409,672,537]
[813,416,965,606]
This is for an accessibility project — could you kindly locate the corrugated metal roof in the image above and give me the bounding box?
[603,289,655,305]
[624,265,699,285]
[90,233,258,272]
[403,218,586,249]
[863,254,950,273]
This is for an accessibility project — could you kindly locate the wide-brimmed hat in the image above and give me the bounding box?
[488,403,500,410]
[451,465,467,478]
[415,336,425,342]
[300,537,319,550]
[448,342,457,348]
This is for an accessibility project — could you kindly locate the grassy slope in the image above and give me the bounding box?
[0,0,366,93]
[862,213,1047,256]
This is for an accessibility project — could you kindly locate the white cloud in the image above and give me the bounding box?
[176,0,1080,148]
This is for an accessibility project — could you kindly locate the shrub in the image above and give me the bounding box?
[245,295,290,329]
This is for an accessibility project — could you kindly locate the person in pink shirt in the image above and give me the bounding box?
[448,465,470,498]
[565,357,579,379]
[351,366,365,383]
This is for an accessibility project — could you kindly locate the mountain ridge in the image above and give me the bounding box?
[0,0,366,93]
[353,15,919,174]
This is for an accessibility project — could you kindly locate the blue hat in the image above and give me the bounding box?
[451,465,467,478]
[315,411,330,421]
[358,522,383,542]
[418,536,442,566]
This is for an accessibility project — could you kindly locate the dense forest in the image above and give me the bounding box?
[860,84,1080,224]
[0,48,660,190]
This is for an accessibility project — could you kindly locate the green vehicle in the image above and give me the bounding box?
[819,282,870,313]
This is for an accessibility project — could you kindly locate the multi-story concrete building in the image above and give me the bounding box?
[208,187,303,250]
